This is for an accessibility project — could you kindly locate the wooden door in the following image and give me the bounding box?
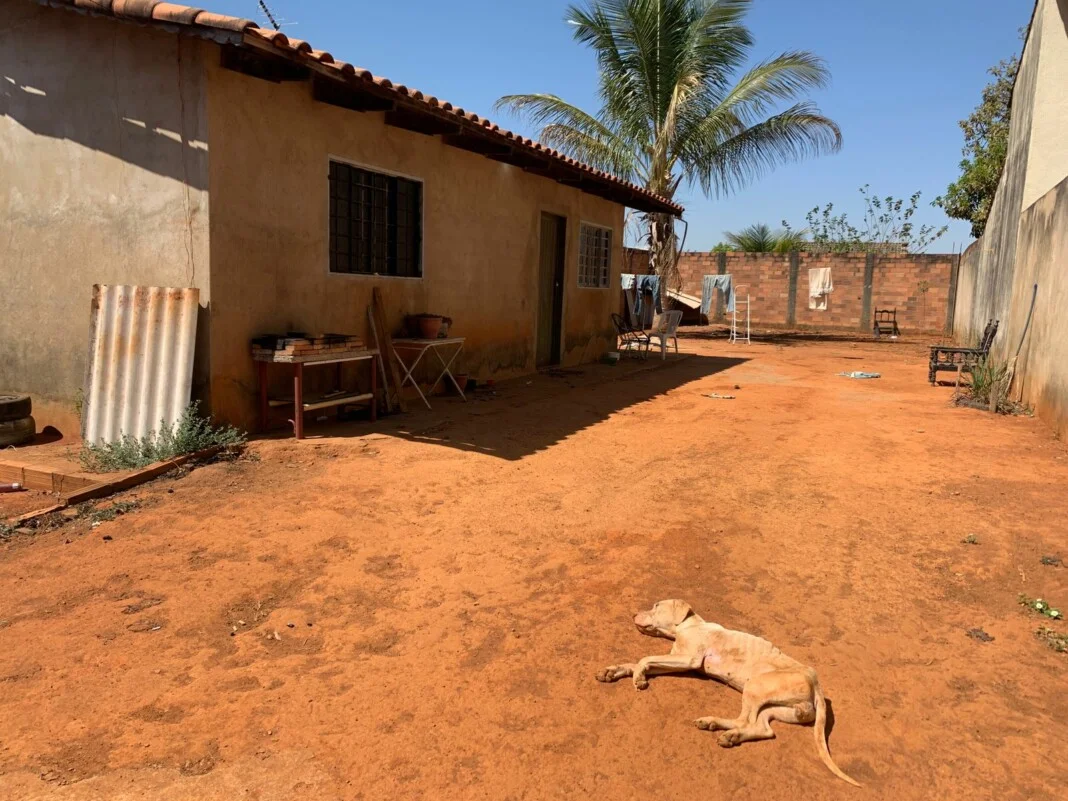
[537,213,567,367]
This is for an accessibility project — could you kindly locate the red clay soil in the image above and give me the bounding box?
[1,336,1066,800]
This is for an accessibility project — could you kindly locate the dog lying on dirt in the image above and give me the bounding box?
[596,600,859,787]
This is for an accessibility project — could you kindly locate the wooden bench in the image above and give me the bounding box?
[929,319,999,384]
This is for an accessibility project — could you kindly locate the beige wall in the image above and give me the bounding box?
[0,2,210,434]
[204,57,624,429]
[1023,0,1068,208]
[1008,177,1068,438]
[955,0,1068,438]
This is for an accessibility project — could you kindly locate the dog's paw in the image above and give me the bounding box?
[717,730,742,748]
[633,677,649,691]
[595,666,620,683]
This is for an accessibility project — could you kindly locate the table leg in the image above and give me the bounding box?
[370,355,378,422]
[394,347,432,409]
[293,362,305,440]
[428,344,466,401]
[257,361,269,433]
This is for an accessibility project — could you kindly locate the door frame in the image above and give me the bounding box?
[537,211,569,367]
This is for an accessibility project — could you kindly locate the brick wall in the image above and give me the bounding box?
[629,248,959,333]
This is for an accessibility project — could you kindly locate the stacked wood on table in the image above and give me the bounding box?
[252,334,365,362]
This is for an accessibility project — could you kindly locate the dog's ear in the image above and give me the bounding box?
[670,600,694,625]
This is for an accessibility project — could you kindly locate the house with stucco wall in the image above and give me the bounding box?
[0,0,679,433]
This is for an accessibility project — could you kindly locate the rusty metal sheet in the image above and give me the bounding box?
[82,285,199,445]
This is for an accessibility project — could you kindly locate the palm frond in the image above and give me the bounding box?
[724,222,810,252]
[711,51,832,124]
[496,1,842,212]
[685,102,842,196]
[494,93,638,178]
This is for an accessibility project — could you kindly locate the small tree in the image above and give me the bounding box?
[784,186,948,254]
[935,55,1018,238]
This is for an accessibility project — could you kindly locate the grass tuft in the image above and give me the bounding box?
[954,358,1030,415]
[79,402,246,473]
[1036,627,1068,654]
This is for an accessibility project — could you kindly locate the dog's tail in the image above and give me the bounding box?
[813,682,861,787]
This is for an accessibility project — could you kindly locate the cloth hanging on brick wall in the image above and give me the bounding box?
[700,274,736,315]
[620,274,662,326]
[808,267,834,310]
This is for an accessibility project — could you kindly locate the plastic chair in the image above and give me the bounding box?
[647,310,683,360]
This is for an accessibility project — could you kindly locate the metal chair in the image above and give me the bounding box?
[611,313,650,359]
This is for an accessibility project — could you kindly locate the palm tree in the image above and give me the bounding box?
[724,223,809,253]
[496,0,841,298]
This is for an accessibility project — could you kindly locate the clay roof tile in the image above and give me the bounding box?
[151,3,204,24]
[46,0,681,214]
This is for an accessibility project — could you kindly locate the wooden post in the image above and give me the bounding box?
[257,360,269,433]
[370,355,378,422]
[367,307,394,413]
[372,287,408,413]
[293,362,305,439]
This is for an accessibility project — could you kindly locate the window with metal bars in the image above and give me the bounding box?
[578,223,612,288]
[329,161,422,277]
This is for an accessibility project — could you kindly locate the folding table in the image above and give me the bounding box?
[390,337,467,409]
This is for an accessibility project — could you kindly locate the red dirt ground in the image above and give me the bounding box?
[1,334,1066,800]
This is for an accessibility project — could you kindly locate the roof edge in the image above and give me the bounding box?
[40,0,682,216]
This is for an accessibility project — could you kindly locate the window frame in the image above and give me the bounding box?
[326,156,425,281]
[577,221,613,289]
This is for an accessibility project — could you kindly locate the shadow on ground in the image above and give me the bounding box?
[281,354,748,460]
[679,326,944,348]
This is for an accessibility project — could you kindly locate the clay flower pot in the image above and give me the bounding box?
[417,315,443,339]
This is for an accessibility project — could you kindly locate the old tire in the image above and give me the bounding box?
[0,416,35,447]
[0,394,32,423]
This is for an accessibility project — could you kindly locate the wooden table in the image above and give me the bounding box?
[254,348,379,439]
[391,337,466,409]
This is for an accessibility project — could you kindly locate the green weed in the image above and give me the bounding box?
[88,499,141,525]
[79,402,245,473]
[1019,593,1063,620]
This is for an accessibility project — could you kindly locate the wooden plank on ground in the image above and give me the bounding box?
[61,446,224,505]
[371,287,408,413]
[0,462,99,493]
[7,503,67,525]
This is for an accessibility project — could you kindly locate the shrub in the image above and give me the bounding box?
[79,402,246,473]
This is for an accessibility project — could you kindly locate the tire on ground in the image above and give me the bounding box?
[0,394,32,423]
[0,416,35,447]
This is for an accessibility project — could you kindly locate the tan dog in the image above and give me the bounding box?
[596,600,859,787]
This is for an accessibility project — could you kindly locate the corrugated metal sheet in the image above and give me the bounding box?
[82,286,199,445]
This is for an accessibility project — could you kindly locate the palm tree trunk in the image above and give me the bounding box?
[648,213,677,314]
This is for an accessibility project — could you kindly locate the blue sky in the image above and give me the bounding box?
[210,0,1032,252]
